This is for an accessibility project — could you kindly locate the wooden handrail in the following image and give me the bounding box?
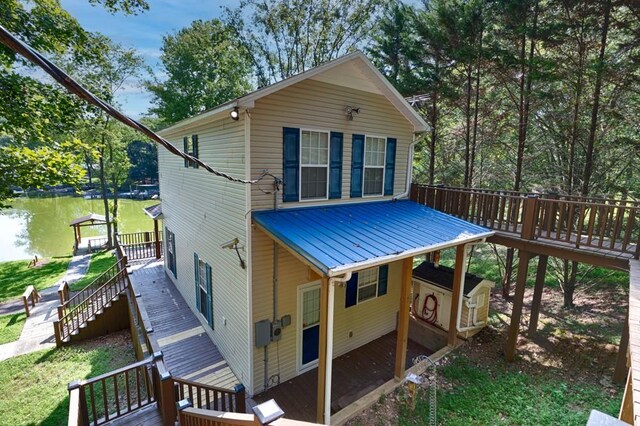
[61,258,122,312]
[115,231,162,261]
[174,376,246,414]
[412,184,640,258]
[22,285,40,317]
[58,281,70,305]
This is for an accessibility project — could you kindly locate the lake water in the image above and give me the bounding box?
[0,197,158,261]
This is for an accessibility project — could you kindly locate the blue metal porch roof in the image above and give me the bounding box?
[252,200,493,276]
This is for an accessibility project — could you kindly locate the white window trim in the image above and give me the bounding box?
[356,267,379,305]
[297,280,322,373]
[197,258,208,319]
[362,135,387,198]
[299,128,331,202]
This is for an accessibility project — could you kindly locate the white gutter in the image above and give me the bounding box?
[393,135,417,201]
[326,232,494,277]
[324,272,352,425]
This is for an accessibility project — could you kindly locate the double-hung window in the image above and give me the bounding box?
[194,253,214,329]
[183,134,199,168]
[357,268,379,303]
[363,136,386,196]
[166,228,176,278]
[197,258,207,318]
[300,130,329,200]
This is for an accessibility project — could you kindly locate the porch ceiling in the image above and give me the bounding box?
[252,200,494,276]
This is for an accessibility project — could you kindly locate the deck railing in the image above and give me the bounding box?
[53,262,129,345]
[174,377,246,414]
[412,184,640,258]
[59,259,123,313]
[115,231,162,261]
[68,357,156,426]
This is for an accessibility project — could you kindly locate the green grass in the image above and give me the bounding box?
[0,257,71,302]
[0,333,135,425]
[69,250,117,291]
[0,313,27,344]
[398,355,621,426]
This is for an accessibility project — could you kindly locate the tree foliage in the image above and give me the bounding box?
[147,19,252,125]
[224,0,388,86]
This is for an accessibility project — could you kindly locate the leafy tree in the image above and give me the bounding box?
[127,139,157,182]
[224,0,387,86]
[147,19,252,125]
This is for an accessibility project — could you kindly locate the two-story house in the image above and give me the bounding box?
[157,51,492,424]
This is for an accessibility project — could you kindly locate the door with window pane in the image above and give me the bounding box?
[299,283,321,371]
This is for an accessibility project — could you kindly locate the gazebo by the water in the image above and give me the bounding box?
[69,213,109,254]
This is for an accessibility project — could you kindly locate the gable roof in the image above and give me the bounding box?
[159,51,428,135]
[69,213,108,226]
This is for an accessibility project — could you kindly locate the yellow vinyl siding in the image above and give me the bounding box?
[249,78,415,210]
[251,228,402,395]
[158,115,251,387]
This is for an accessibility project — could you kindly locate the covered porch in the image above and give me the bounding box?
[253,200,494,424]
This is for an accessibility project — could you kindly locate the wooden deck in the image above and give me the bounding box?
[252,331,432,423]
[128,258,241,390]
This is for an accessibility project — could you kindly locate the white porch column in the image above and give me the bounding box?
[324,280,335,424]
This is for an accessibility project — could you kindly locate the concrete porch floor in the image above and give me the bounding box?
[251,332,432,423]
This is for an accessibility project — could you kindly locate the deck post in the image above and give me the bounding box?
[528,254,548,335]
[505,250,532,361]
[448,245,468,347]
[395,257,414,379]
[613,309,629,384]
[316,276,330,424]
[159,370,176,426]
[154,219,161,259]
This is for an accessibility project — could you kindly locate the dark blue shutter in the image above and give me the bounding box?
[384,138,396,196]
[193,134,199,168]
[350,134,365,198]
[345,273,359,308]
[378,265,388,296]
[329,132,343,199]
[206,263,213,329]
[183,137,189,167]
[194,253,201,312]
[171,232,177,278]
[283,127,300,202]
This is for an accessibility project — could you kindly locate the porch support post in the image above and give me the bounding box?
[613,308,629,384]
[316,276,330,424]
[395,257,413,379]
[528,255,548,336]
[448,245,468,347]
[505,250,532,361]
[154,219,161,259]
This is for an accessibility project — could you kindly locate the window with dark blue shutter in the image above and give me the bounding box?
[192,134,199,169]
[283,127,300,202]
[350,134,365,198]
[194,253,201,312]
[206,263,214,329]
[378,265,388,296]
[384,138,396,196]
[329,132,343,199]
[345,273,358,308]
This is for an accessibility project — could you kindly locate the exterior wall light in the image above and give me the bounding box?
[230,107,240,121]
[345,105,360,120]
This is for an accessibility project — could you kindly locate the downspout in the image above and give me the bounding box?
[393,134,417,200]
[324,272,352,425]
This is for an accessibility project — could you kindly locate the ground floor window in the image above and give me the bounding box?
[165,228,176,277]
[345,265,388,308]
[357,268,379,303]
[194,253,214,329]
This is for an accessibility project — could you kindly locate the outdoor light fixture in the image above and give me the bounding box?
[345,105,360,120]
[230,106,240,121]
[220,237,246,269]
[252,399,285,425]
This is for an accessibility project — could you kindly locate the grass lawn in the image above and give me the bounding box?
[0,331,135,425]
[0,313,27,344]
[0,257,71,302]
[69,250,117,291]
[401,355,621,425]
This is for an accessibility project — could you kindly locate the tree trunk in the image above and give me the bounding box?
[463,63,473,188]
[563,260,579,308]
[568,30,585,195]
[581,0,611,197]
[469,27,483,188]
[97,150,112,249]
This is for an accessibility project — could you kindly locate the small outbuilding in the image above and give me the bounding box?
[412,260,493,339]
[69,213,109,254]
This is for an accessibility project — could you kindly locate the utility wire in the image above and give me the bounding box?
[0,24,260,185]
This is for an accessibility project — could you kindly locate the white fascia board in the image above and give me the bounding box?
[326,231,495,278]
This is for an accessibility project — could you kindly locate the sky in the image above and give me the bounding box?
[60,0,236,118]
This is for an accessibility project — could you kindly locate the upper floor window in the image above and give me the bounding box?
[183,134,199,168]
[363,136,386,196]
[300,130,329,201]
